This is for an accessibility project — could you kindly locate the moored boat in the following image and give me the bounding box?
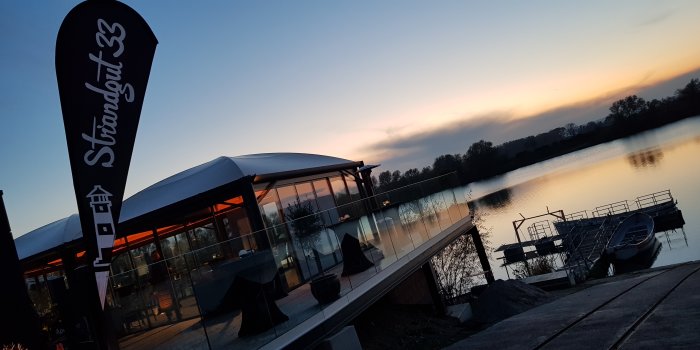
[605,212,660,273]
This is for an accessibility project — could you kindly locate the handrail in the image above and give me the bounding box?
[585,217,613,263]
[105,172,474,349]
[566,210,588,221]
[592,201,629,217]
[635,189,673,209]
[563,217,610,279]
[548,189,676,282]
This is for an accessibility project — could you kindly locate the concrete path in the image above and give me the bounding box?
[446,261,700,350]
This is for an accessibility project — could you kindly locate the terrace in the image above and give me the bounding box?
[113,174,477,349]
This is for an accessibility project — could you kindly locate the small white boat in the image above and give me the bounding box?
[605,213,660,273]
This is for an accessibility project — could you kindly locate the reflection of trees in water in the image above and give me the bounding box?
[475,188,512,209]
[627,148,664,168]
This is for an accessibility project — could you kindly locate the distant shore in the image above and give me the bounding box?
[374,79,700,193]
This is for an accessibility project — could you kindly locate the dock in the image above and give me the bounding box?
[496,190,686,283]
[446,260,700,349]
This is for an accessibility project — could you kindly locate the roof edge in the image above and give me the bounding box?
[254,161,364,183]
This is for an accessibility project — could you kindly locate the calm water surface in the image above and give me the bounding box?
[457,116,700,280]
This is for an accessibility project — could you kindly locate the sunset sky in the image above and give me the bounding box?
[1,0,700,237]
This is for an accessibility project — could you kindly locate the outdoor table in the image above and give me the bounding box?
[193,252,274,316]
[340,233,374,276]
[233,263,289,336]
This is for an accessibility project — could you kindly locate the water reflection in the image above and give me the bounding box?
[463,117,700,280]
[658,227,689,250]
[627,148,664,168]
[618,240,662,274]
[473,188,512,210]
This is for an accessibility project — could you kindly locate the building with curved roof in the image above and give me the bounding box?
[17,152,367,259]
[16,152,376,334]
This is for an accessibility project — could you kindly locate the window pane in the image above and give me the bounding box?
[217,206,255,259]
[313,178,340,225]
[295,182,318,211]
[277,184,298,220]
[187,223,222,267]
[110,252,135,288]
[343,175,365,219]
[259,189,287,244]
[312,179,342,267]
[130,243,156,278]
[344,174,361,199]
[329,176,349,206]
[259,189,301,289]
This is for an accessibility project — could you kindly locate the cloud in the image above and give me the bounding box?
[637,10,674,27]
[362,67,700,173]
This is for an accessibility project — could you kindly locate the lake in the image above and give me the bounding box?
[458,116,700,280]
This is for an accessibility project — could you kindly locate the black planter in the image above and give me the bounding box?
[310,274,340,304]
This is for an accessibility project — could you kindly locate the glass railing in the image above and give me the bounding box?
[109,172,471,349]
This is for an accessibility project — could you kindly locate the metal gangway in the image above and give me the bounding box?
[499,190,683,284]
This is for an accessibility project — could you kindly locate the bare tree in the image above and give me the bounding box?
[431,210,491,304]
[509,255,557,279]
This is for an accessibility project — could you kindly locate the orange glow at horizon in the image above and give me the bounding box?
[348,63,700,166]
[432,63,700,127]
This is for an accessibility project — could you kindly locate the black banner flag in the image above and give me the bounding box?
[56,0,157,309]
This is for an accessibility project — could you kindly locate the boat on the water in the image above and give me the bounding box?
[605,212,661,273]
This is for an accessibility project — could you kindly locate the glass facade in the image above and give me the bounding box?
[251,172,362,287]
[96,198,265,337]
[81,170,362,329]
[258,188,298,289]
[20,167,386,343]
[19,169,474,349]
[312,178,339,225]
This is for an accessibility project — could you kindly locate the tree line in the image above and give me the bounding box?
[374,78,700,193]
